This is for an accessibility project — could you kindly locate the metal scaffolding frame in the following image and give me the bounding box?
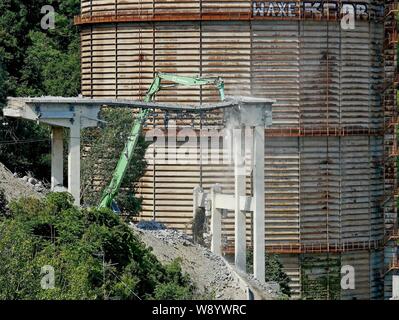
[382,0,399,278]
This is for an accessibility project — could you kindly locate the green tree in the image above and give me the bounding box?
[0,0,80,179]
[17,31,80,97]
[0,192,195,300]
[82,109,149,216]
[247,251,291,297]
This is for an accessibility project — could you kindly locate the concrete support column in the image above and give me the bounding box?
[253,125,265,283]
[211,185,222,255]
[392,275,399,300]
[51,127,64,190]
[193,186,202,219]
[234,128,247,271]
[68,123,81,206]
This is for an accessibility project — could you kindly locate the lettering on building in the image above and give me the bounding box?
[252,1,383,20]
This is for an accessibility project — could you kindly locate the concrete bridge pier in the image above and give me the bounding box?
[3,97,102,206]
[50,123,81,205]
[51,127,64,191]
[194,96,274,284]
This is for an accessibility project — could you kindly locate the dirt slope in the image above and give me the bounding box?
[131,224,278,300]
[0,163,42,201]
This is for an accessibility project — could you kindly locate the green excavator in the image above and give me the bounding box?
[98,72,225,212]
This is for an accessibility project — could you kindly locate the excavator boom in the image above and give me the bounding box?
[98,73,225,211]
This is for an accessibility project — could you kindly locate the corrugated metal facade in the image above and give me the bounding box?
[78,0,391,299]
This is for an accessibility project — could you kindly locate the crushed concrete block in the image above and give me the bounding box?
[28,178,38,185]
[0,163,44,201]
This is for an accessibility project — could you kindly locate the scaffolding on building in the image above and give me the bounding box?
[382,0,399,282]
[224,240,385,255]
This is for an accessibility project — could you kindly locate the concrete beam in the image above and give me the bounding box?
[194,189,254,211]
[4,96,238,116]
[3,98,103,207]
[214,194,254,212]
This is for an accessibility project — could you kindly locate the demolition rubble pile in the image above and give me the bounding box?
[132,221,280,300]
[0,162,46,201]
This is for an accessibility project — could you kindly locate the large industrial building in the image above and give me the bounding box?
[75,0,399,299]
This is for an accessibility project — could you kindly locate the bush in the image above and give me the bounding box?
[247,251,291,297]
[82,109,149,217]
[0,192,195,300]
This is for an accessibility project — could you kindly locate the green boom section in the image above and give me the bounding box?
[98,73,225,210]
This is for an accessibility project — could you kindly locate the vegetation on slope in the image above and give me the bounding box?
[0,191,195,300]
[247,250,291,297]
[82,109,149,216]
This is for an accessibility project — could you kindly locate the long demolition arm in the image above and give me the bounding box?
[98,73,225,210]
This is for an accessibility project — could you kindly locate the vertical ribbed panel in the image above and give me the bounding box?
[81,0,253,16]
[341,137,379,242]
[81,27,93,97]
[117,23,154,99]
[202,21,252,102]
[82,24,119,97]
[154,0,200,14]
[117,0,154,15]
[340,24,371,127]
[300,137,338,244]
[140,141,201,231]
[201,0,250,13]
[299,136,384,245]
[300,21,340,128]
[370,250,384,300]
[369,21,384,127]
[252,21,300,127]
[265,137,300,245]
[155,22,201,103]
